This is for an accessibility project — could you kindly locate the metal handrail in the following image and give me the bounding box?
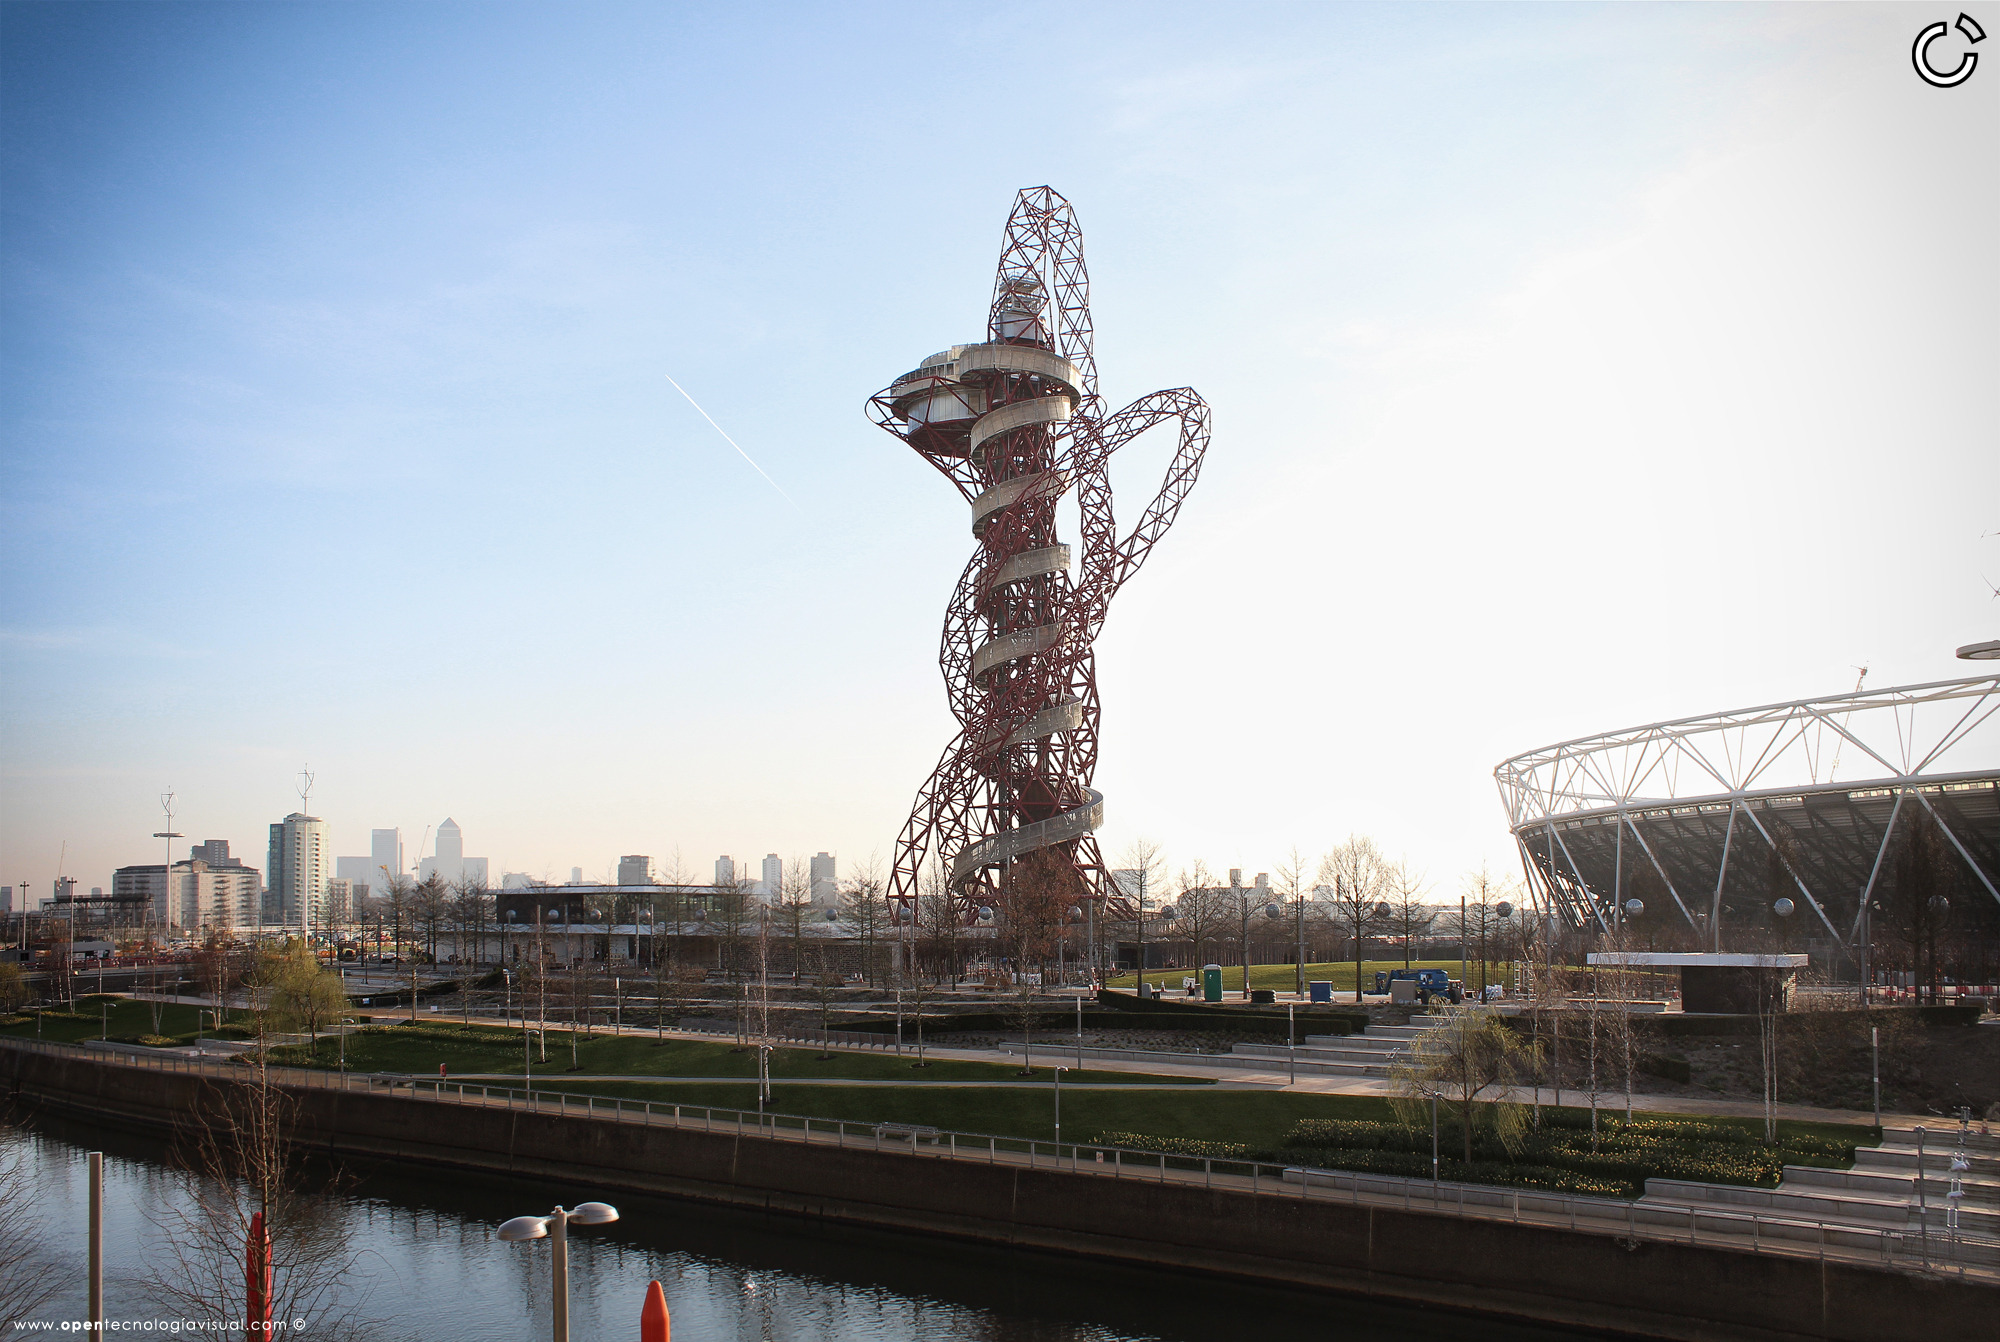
[3,1033,1991,1280]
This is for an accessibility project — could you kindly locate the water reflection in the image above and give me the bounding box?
[6,1110,1584,1341]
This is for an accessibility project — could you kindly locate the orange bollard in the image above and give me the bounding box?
[640,1279,670,1342]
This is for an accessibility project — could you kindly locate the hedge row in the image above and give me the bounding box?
[1274,1114,1851,1191]
[1085,1130,1623,1196]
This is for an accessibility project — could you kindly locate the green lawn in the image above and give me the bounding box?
[1,996,225,1043]
[508,1079,1868,1157]
[269,1022,1210,1086]
[1106,959,1515,994]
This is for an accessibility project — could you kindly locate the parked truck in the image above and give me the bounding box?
[1373,968,1461,1005]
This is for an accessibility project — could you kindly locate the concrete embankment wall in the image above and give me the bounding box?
[5,1050,1992,1342]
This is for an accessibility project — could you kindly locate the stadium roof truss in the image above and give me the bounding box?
[1494,676,2000,944]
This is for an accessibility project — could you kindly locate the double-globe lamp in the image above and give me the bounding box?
[497,1201,620,1342]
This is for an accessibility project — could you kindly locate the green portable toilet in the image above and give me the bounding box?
[1202,964,1223,1003]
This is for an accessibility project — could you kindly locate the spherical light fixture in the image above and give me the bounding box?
[1495,901,1513,920]
[1773,897,1795,918]
[1263,903,1283,920]
[1624,898,1644,917]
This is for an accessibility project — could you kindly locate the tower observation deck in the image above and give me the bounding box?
[868,187,1211,920]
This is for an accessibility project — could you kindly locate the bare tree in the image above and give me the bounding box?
[778,857,816,978]
[0,1122,62,1323]
[1320,837,1391,1003]
[1454,865,1519,1000]
[708,877,758,1042]
[449,873,491,966]
[1273,846,1312,995]
[916,866,967,989]
[1118,837,1167,988]
[414,872,451,967]
[803,946,844,1057]
[1384,862,1432,969]
[1168,860,1227,977]
[840,856,888,988]
[144,1075,379,1338]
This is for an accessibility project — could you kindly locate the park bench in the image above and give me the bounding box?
[874,1122,941,1144]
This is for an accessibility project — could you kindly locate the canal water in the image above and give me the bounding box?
[5,1111,1590,1340]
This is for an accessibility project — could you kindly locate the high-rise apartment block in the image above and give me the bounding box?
[325,878,355,924]
[113,859,261,931]
[190,839,246,868]
[760,854,782,898]
[618,855,654,885]
[714,855,735,886]
[267,813,330,928]
[810,852,838,905]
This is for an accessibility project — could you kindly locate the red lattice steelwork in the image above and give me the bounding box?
[868,187,1210,922]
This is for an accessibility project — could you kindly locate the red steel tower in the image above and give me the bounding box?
[869,187,1211,920]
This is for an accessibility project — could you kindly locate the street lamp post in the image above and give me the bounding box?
[496,1202,620,1342]
[1294,890,1307,999]
[1053,1064,1067,1151]
[1230,870,1250,999]
[1287,1001,1296,1085]
[1132,865,1148,994]
[153,787,182,949]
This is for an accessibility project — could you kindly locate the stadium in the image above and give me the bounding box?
[1494,675,2000,990]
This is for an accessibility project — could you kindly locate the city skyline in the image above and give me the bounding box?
[2,5,1993,907]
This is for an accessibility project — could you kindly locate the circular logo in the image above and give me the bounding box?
[1913,13,1985,87]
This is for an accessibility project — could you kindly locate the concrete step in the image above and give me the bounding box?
[1784,1164,2000,1202]
[1878,1127,2000,1157]
[1647,1173,2000,1239]
[1232,1042,1402,1068]
[1646,1178,1916,1226]
[1290,1037,1411,1055]
[1352,1022,1437,1039]
[1854,1147,2000,1180]
[1300,1036,1412,1054]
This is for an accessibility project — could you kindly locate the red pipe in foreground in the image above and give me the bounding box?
[245,1211,273,1335]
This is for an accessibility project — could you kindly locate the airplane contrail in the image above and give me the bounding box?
[664,373,802,512]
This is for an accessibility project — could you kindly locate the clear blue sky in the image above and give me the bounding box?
[3,2,1994,896]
